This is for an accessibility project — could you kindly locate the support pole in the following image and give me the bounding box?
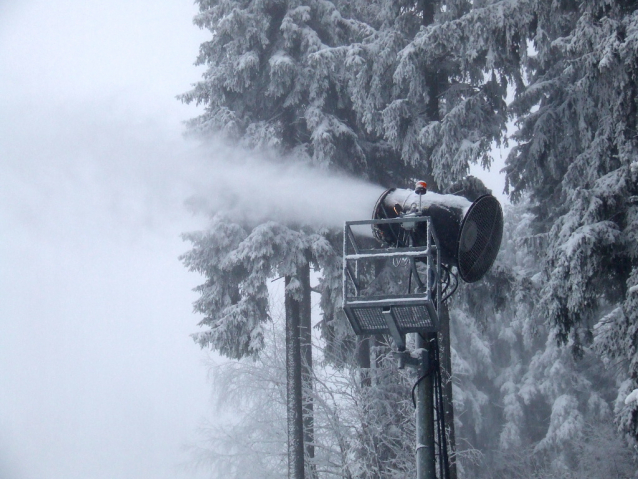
[416,332,436,479]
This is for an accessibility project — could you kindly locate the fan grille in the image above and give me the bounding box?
[457,195,503,283]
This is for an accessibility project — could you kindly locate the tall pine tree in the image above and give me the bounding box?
[504,0,638,446]
[179,1,378,475]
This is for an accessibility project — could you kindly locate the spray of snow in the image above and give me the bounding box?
[183,141,385,230]
[1,100,385,244]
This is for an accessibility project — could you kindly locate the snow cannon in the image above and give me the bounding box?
[372,183,503,283]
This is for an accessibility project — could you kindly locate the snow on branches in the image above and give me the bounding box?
[181,215,339,359]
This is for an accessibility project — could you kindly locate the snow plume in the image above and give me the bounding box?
[183,141,385,230]
[1,99,383,244]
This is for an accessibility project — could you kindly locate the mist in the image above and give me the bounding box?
[0,90,389,479]
[0,1,214,478]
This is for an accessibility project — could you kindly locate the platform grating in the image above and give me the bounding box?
[352,308,388,333]
[392,305,433,329]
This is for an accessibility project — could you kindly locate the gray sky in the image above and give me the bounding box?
[0,1,508,478]
[0,1,214,478]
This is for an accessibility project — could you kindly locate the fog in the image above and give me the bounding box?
[0,1,506,478]
[0,1,213,478]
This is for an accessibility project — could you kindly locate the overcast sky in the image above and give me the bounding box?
[0,1,216,478]
[0,2,508,478]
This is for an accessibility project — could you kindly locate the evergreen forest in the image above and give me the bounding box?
[179,0,638,477]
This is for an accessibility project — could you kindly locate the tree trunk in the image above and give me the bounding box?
[420,0,445,194]
[420,0,440,123]
[356,336,371,387]
[286,275,305,479]
[299,262,317,479]
[438,302,457,479]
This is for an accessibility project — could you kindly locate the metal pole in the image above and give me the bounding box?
[416,332,436,479]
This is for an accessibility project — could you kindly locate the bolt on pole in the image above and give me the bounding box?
[416,332,436,479]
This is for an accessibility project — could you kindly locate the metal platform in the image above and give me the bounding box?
[342,216,441,350]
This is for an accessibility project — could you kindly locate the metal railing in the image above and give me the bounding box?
[342,216,442,350]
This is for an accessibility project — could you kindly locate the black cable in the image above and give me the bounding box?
[442,265,450,287]
[439,265,451,298]
[441,269,458,303]
[433,336,451,479]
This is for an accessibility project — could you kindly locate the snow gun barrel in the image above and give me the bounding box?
[371,185,503,283]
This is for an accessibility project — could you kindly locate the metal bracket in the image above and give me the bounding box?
[395,349,421,369]
[383,307,405,350]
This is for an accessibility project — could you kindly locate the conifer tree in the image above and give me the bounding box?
[179,1,376,474]
[339,0,524,189]
[447,201,636,477]
[181,218,337,478]
[503,0,638,445]
[180,0,420,184]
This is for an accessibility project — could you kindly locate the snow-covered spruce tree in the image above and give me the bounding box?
[336,0,528,189]
[177,1,419,476]
[178,1,382,475]
[445,200,540,476]
[503,0,638,447]
[181,218,337,358]
[180,0,417,185]
[179,0,555,477]
[181,217,338,478]
[448,201,636,478]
